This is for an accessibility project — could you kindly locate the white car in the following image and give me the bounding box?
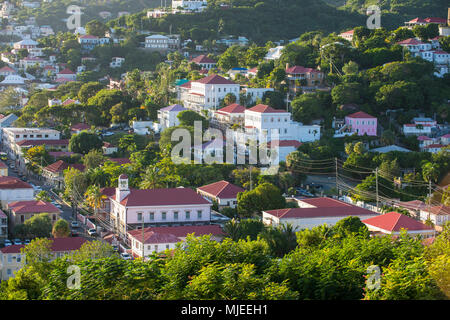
[71,221,79,228]
[4,239,12,246]
[120,252,132,260]
[87,228,97,236]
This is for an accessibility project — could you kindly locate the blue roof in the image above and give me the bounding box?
[231,67,248,71]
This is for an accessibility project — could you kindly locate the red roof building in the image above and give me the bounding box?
[362,212,435,237]
[7,200,61,226]
[197,180,244,208]
[0,176,33,190]
[70,123,90,133]
[195,74,237,85]
[346,111,376,119]
[263,197,378,229]
[127,225,223,258]
[246,104,287,114]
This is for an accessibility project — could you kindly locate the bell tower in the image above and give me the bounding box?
[116,174,130,202]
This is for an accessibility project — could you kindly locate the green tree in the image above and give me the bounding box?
[237,183,285,217]
[69,132,103,154]
[52,219,70,238]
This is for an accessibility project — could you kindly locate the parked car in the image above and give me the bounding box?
[13,239,22,245]
[87,228,97,236]
[71,230,79,237]
[71,221,79,228]
[24,239,31,245]
[120,252,132,260]
[4,239,12,246]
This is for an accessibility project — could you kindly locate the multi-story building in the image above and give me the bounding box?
[344,111,378,136]
[0,177,34,209]
[243,104,321,143]
[172,0,207,12]
[78,35,99,52]
[190,55,216,70]
[404,17,447,29]
[108,175,213,239]
[157,104,187,130]
[144,34,180,51]
[0,209,7,240]
[0,237,87,281]
[197,180,244,209]
[182,74,240,112]
[285,65,325,95]
[339,30,354,42]
[128,224,223,259]
[6,200,61,228]
[13,39,38,50]
[211,103,245,128]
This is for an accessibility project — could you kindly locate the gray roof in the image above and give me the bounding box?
[0,114,19,128]
[369,145,411,153]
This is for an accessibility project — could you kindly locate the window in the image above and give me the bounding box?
[147,245,151,250]
[185,211,190,219]
[149,212,154,221]
[197,210,202,219]
[8,255,12,263]
[162,212,166,220]
[154,245,158,252]
[23,135,27,138]
[20,215,24,223]
[137,212,142,221]
[174,211,178,220]
[52,214,56,221]
[7,269,11,275]
[166,244,170,249]
[30,135,34,138]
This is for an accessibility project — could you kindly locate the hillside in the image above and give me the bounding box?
[111,0,366,44]
[9,0,161,32]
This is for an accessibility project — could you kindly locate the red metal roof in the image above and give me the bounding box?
[197,180,244,199]
[362,212,434,232]
[111,188,211,207]
[247,104,287,113]
[128,225,224,244]
[190,55,216,64]
[194,74,237,85]
[423,205,450,216]
[397,38,424,45]
[70,123,90,131]
[265,197,376,219]
[286,65,321,74]
[43,160,85,173]
[16,139,69,147]
[7,200,60,214]
[216,103,245,115]
[0,176,33,189]
[267,140,302,148]
[346,111,376,119]
[58,68,75,75]
[0,237,87,254]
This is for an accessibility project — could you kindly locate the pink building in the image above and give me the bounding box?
[344,111,377,136]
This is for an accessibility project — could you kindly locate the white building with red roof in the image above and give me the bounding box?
[128,224,223,258]
[339,29,354,42]
[419,205,450,228]
[344,111,377,136]
[285,64,325,95]
[6,200,61,227]
[0,176,34,209]
[182,74,240,112]
[197,180,244,208]
[56,68,76,81]
[0,66,17,77]
[212,103,245,126]
[190,54,216,70]
[70,123,90,134]
[404,17,447,29]
[362,211,435,237]
[262,197,378,230]
[0,237,87,280]
[108,175,213,239]
[42,160,85,189]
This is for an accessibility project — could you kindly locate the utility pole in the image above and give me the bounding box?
[141,215,145,260]
[428,180,432,220]
[335,158,338,197]
[375,167,379,212]
[249,165,253,191]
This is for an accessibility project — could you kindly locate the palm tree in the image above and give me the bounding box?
[140,165,166,189]
[84,185,106,217]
